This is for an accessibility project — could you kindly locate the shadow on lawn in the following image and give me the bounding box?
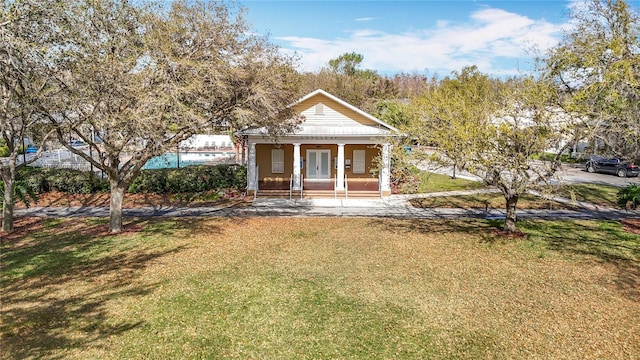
[0,217,216,358]
[521,220,640,301]
[368,218,500,242]
[368,218,639,302]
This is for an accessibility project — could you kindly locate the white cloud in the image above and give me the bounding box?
[276,7,563,76]
[354,17,376,22]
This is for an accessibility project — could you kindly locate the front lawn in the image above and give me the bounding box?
[410,192,576,210]
[415,172,486,193]
[556,183,623,208]
[2,217,639,359]
[412,175,626,209]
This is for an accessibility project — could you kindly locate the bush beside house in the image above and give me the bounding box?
[11,164,247,199]
[128,165,246,194]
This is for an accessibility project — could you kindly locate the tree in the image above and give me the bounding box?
[301,52,397,112]
[0,0,59,232]
[412,67,499,178]
[328,52,365,77]
[46,0,301,233]
[543,0,640,160]
[374,99,414,129]
[470,77,566,233]
[410,67,565,233]
[391,71,429,99]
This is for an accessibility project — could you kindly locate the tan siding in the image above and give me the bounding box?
[294,94,377,126]
[256,144,293,182]
[345,145,380,179]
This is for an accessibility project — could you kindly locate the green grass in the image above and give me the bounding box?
[415,172,486,193]
[411,192,576,210]
[2,217,639,359]
[530,152,583,163]
[411,176,624,209]
[556,183,623,208]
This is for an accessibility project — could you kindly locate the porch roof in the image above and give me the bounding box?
[241,124,394,137]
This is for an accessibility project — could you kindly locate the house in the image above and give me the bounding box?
[180,134,235,151]
[238,89,398,197]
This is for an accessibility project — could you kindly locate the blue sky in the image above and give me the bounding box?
[239,0,613,77]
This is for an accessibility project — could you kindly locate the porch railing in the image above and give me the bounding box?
[300,174,304,199]
[253,165,259,201]
[334,174,349,199]
[344,174,348,199]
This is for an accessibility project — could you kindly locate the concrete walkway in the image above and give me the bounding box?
[15,189,639,221]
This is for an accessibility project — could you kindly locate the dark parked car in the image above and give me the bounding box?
[69,140,86,147]
[585,156,640,177]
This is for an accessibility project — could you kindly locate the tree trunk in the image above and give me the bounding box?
[109,178,126,233]
[504,195,519,233]
[452,164,457,179]
[2,177,15,233]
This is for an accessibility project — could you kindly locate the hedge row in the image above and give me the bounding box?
[15,164,247,195]
[17,167,108,194]
[127,165,246,194]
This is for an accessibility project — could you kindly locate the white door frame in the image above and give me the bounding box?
[306,149,331,180]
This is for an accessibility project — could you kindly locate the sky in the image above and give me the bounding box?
[238,0,587,77]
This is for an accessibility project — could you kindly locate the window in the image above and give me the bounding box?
[315,103,324,115]
[272,148,284,173]
[353,150,366,174]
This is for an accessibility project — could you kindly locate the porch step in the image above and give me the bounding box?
[255,189,380,199]
[256,189,294,198]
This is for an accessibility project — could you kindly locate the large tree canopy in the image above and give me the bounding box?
[410,67,564,233]
[412,67,502,178]
[41,0,301,233]
[543,0,640,160]
[0,0,61,232]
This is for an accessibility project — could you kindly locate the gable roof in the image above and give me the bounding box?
[295,89,398,132]
[240,89,398,137]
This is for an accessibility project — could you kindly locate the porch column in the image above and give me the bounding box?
[247,142,257,191]
[293,143,301,190]
[380,143,391,195]
[336,143,345,190]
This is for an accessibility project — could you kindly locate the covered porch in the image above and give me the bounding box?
[247,141,392,198]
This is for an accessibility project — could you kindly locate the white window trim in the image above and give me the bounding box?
[353,150,366,174]
[271,148,284,173]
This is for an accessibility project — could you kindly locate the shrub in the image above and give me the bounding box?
[617,184,640,210]
[166,166,208,193]
[13,165,246,196]
[43,168,105,194]
[0,144,9,157]
[128,169,168,194]
[15,166,47,194]
[128,164,247,194]
[391,164,420,194]
[16,167,108,194]
[0,179,39,208]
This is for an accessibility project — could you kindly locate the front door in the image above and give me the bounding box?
[306,150,331,179]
